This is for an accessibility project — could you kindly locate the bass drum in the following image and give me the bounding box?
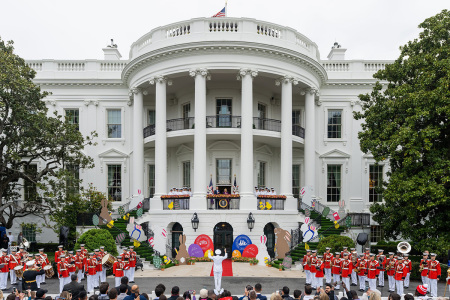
[44,265,55,278]
[102,254,116,270]
[14,266,24,278]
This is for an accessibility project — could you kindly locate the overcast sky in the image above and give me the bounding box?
[1,0,447,61]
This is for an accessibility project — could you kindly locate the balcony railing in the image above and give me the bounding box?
[257,197,285,210]
[207,196,240,210]
[207,115,241,128]
[292,124,305,138]
[167,117,195,131]
[143,124,155,138]
[253,117,281,132]
[162,198,190,210]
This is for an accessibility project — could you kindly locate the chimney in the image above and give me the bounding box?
[102,39,122,60]
[327,42,347,60]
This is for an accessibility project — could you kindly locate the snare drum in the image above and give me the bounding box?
[101,253,116,270]
[44,265,55,278]
[14,266,24,278]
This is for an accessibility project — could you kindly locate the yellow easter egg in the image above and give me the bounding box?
[204,249,213,257]
[232,250,241,258]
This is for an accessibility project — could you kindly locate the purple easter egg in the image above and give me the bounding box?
[188,244,204,258]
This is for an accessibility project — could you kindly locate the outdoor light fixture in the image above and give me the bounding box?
[247,212,255,231]
[191,212,199,232]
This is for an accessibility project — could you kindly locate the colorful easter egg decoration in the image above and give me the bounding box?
[133,240,141,248]
[232,250,241,258]
[194,234,213,253]
[204,249,213,258]
[136,208,143,217]
[148,237,155,247]
[188,244,204,258]
[118,206,125,216]
[232,235,252,253]
[153,256,162,269]
[305,208,311,217]
[242,244,259,258]
[260,235,267,244]
[116,233,125,244]
[92,215,99,226]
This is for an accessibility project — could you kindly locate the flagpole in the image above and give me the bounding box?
[225,0,228,17]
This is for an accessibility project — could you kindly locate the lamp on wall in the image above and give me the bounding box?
[247,212,255,231]
[191,213,199,232]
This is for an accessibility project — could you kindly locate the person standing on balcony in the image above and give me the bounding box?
[214,187,221,195]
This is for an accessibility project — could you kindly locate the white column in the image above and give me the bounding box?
[189,68,210,209]
[277,76,297,198]
[149,76,170,207]
[239,68,258,209]
[302,88,318,198]
[130,88,144,197]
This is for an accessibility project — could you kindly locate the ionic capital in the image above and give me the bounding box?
[300,87,320,96]
[189,68,211,80]
[149,75,172,86]
[275,75,298,86]
[237,68,258,80]
[129,87,142,96]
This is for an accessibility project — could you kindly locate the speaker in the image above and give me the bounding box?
[356,233,369,245]
[59,226,69,246]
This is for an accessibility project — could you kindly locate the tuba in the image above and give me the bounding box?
[397,241,411,254]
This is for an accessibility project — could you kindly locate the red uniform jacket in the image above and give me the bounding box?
[394,262,405,281]
[75,255,84,271]
[85,258,97,275]
[8,254,21,269]
[19,251,28,260]
[367,260,380,279]
[420,259,429,277]
[403,259,412,273]
[113,261,125,277]
[129,251,137,268]
[376,255,386,271]
[0,255,10,272]
[331,257,342,275]
[427,260,441,280]
[323,253,333,269]
[95,255,103,272]
[57,261,70,278]
[315,261,325,277]
[363,253,370,260]
[309,256,317,273]
[386,258,396,276]
[356,259,367,276]
[303,255,311,271]
[55,250,64,263]
[36,256,46,268]
[340,259,353,277]
[340,251,350,258]
[68,257,76,273]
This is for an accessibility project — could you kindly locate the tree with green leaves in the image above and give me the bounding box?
[0,37,96,228]
[354,10,450,257]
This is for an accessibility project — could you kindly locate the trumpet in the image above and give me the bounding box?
[419,265,424,272]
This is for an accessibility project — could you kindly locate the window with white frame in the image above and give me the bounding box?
[370,225,383,243]
[148,110,155,126]
[327,164,341,202]
[65,109,79,130]
[107,164,122,201]
[148,164,155,198]
[369,165,383,202]
[22,224,37,242]
[107,109,122,138]
[24,164,38,201]
[327,109,342,138]
[292,164,301,198]
[257,161,266,188]
[66,164,80,196]
[182,161,191,188]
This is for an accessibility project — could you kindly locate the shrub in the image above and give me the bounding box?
[409,261,448,282]
[317,235,355,254]
[74,229,118,256]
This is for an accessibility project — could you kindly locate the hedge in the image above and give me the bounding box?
[74,229,118,256]
[317,235,355,254]
[409,261,448,282]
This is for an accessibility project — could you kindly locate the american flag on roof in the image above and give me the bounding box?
[212,7,226,17]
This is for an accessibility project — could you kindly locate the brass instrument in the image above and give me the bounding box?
[419,265,424,272]
[307,256,311,266]
[397,241,411,254]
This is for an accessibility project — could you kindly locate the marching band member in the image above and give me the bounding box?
[403,253,412,288]
[80,244,88,257]
[340,247,350,258]
[0,249,9,290]
[18,246,28,260]
[121,248,131,281]
[38,249,49,285]
[350,251,358,286]
[314,255,325,288]
[8,248,20,286]
[113,255,124,287]
[427,253,441,297]
[363,248,370,260]
[419,253,429,293]
[386,252,396,292]
[366,254,380,291]
[22,260,44,291]
[75,250,84,283]
[129,246,137,283]
[33,253,43,288]
[55,245,64,264]
[67,251,76,277]
[57,254,70,293]
[394,256,406,295]
[98,246,107,283]
[323,248,333,284]
[93,249,101,288]
[331,252,342,290]
[309,250,318,288]
[85,252,97,294]
[302,250,312,285]
[376,249,385,287]
[356,254,367,292]
[340,252,353,290]
[23,254,34,270]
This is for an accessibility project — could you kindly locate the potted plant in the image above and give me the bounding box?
[254,259,259,265]
[279,264,284,271]
[173,259,179,266]
[161,265,165,271]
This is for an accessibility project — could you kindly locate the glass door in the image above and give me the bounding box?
[257,103,266,129]
[216,159,232,187]
[216,99,232,127]
[182,103,190,129]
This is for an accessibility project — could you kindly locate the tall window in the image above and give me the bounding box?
[216,159,232,185]
[256,103,267,130]
[22,224,36,242]
[327,110,342,138]
[257,161,266,188]
[182,103,191,129]
[182,161,191,188]
[370,225,383,243]
[327,164,341,202]
[65,109,79,130]
[107,109,122,138]
[292,110,301,126]
[369,165,383,202]
[66,164,80,195]
[24,165,37,201]
[148,110,155,126]
[216,99,232,127]
[107,165,121,201]
[148,164,155,198]
[292,164,301,198]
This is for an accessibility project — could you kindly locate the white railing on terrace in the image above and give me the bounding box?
[57,62,85,71]
[100,62,127,71]
[364,62,386,72]
[130,17,319,60]
[27,62,42,71]
[322,62,350,72]
[25,60,129,75]
[321,60,393,73]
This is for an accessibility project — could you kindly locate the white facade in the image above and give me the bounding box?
[15,18,391,249]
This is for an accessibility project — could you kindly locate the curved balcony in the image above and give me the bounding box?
[206,115,241,128]
[292,124,305,138]
[253,117,281,132]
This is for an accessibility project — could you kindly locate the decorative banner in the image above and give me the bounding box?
[300,187,306,197]
[107,220,114,228]
[188,244,204,258]
[282,255,292,269]
[333,212,340,221]
[133,240,141,248]
[305,208,311,217]
[322,207,330,217]
[260,235,267,244]
[136,208,143,217]
[305,243,309,250]
[204,249,213,258]
[118,206,125,216]
[153,256,162,269]
[116,233,125,244]
[265,202,272,210]
[92,215,99,226]
[301,223,317,242]
[161,229,167,238]
[232,235,252,253]
[194,234,214,253]
[148,237,155,247]
[242,244,259,258]
[232,250,241,258]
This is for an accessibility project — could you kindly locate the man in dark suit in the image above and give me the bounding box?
[63,274,86,300]
[213,187,221,195]
[22,261,45,291]
[115,276,132,296]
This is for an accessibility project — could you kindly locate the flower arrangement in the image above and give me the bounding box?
[173,259,179,266]
[194,257,212,262]
[232,257,253,263]
[187,258,196,265]
[207,194,240,198]
[257,195,287,199]
[161,195,191,199]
